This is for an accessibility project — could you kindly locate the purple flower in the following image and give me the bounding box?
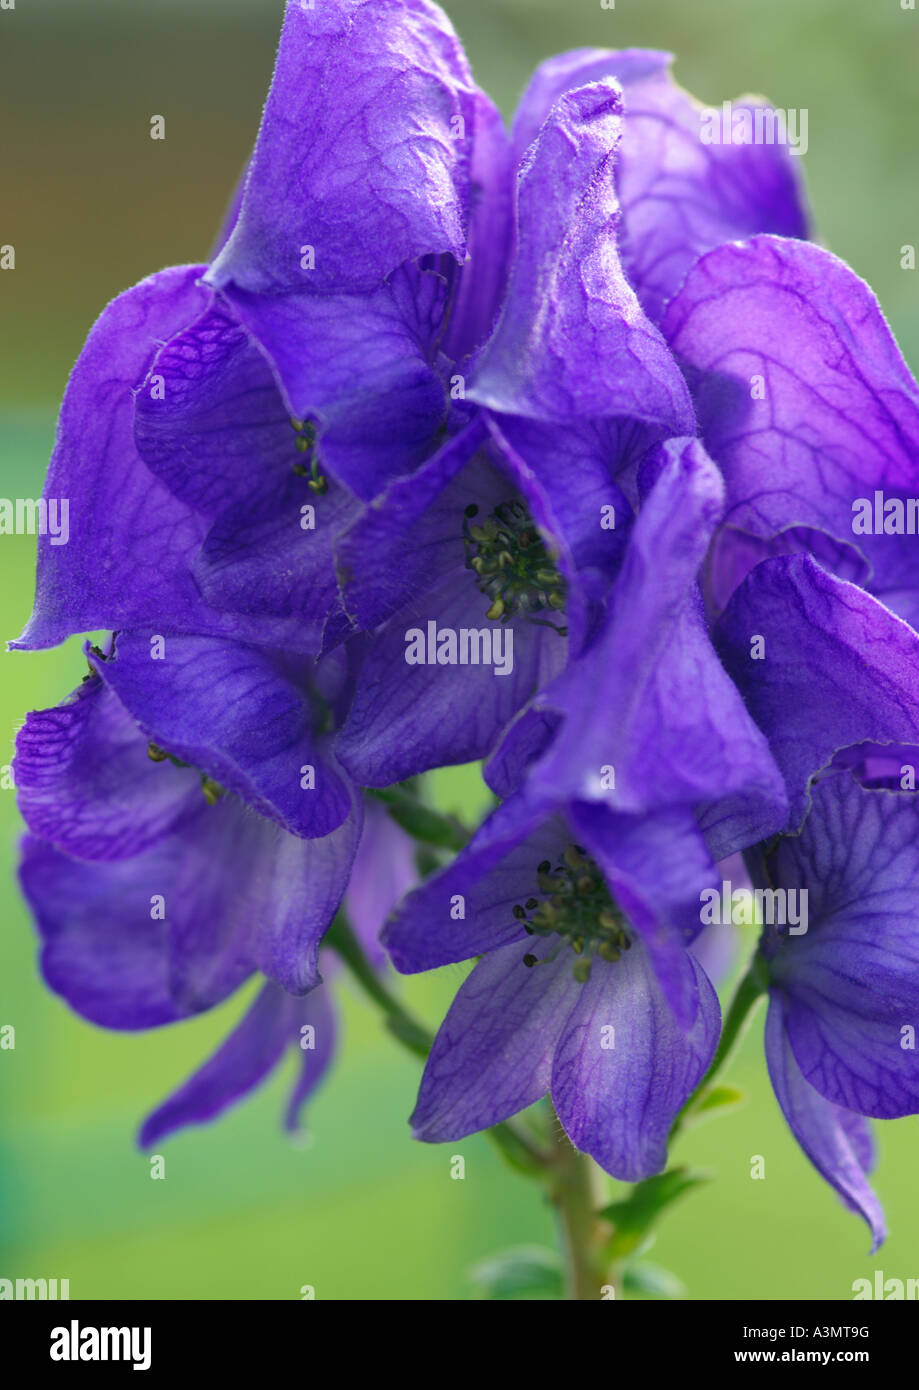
[748,764,919,1251]
[16,644,364,1005]
[14,9,809,667]
[15,658,415,1138]
[383,789,721,1182]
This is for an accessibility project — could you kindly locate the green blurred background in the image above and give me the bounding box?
[1,0,917,1300]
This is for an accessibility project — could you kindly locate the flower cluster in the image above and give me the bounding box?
[14,0,919,1253]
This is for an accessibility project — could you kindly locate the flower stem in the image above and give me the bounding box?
[548,1120,615,1300]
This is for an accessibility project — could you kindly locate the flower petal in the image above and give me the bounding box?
[209,0,474,297]
[383,797,560,972]
[470,82,694,434]
[552,941,719,1181]
[663,236,919,622]
[91,633,352,839]
[334,569,565,785]
[515,50,808,320]
[15,677,202,861]
[213,272,450,499]
[717,554,919,827]
[19,828,253,1028]
[410,939,579,1141]
[518,439,788,847]
[139,982,312,1147]
[765,994,886,1252]
[765,773,919,1119]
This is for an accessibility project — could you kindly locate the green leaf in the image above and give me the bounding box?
[469,1246,563,1300]
[623,1261,686,1300]
[600,1167,711,1258]
[690,1083,746,1118]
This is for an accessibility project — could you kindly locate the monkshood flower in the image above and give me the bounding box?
[383,785,721,1182]
[330,34,813,779]
[16,636,366,1002]
[483,436,789,865]
[12,2,810,668]
[746,764,919,1252]
[15,653,415,1140]
[379,442,794,1181]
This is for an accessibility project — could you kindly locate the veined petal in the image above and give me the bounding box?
[663,236,919,622]
[765,995,886,1252]
[410,938,579,1141]
[470,83,694,434]
[764,773,919,1119]
[552,941,719,1181]
[515,50,808,320]
[717,555,919,827]
[209,0,474,297]
[91,633,352,840]
[14,678,203,861]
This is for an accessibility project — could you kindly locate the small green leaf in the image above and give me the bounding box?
[623,1261,686,1300]
[692,1083,746,1117]
[600,1167,711,1258]
[469,1246,564,1300]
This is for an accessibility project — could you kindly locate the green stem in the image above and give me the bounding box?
[549,1120,615,1300]
[369,786,471,852]
[326,914,550,1174]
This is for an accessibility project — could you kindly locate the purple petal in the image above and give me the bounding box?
[519,439,787,844]
[570,801,719,1029]
[663,236,919,622]
[334,570,566,785]
[14,678,202,861]
[515,51,808,320]
[470,82,694,434]
[284,980,340,1133]
[765,995,886,1252]
[191,471,361,643]
[335,418,488,631]
[209,0,473,297]
[766,772,919,1119]
[212,273,449,500]
[716,554,919,827]
[251,800,362,996]
[410,939,579,1140]
[139,981,318,1147]
[91,633,352,839]
[19,829,253,1029]
[552,943,719,1181]
[133,299,300,517]
[11,266,312,653]
[345,799,417,967]
[441,88,514,362]
[383,797,560,973]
